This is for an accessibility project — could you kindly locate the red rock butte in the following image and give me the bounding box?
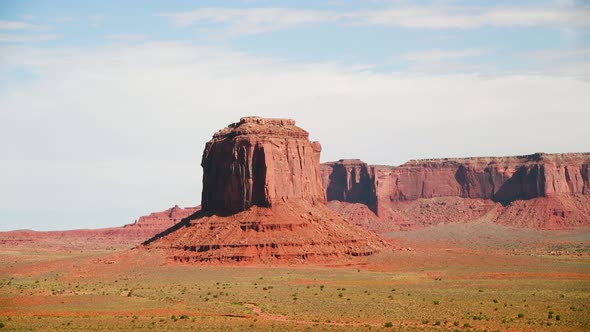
[144,117,388,264]
[201,117,325,213]
[321,153,590,230]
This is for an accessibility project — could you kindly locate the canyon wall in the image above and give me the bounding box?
[320,159,378,213]
[321,153,590,229]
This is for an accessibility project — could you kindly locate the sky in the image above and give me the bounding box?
[0,0,589,231]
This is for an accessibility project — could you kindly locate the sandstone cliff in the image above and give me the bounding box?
[145,117,388,263]
[321,159,377,213]
[321,153,590,229]
[202,117,325,213]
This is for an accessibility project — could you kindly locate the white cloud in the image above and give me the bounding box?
[353,5,590,28]
[392,48,489,74]
[555,0,577,6]
[106,33,149,42]
[160,7,338,36]
[0,34,62,43]
[0,20,53,43]
[398,48,488,62]
[0,43,588,230]
[160,3,590,36]
[0,20,38,30]
[525,48,590,60]
[522,48,590,79]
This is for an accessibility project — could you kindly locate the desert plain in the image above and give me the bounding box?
[1,217,589,331]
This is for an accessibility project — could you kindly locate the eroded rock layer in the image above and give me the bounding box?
[146,202,386,264]
[0,205,199,250]
[321,153,590,230]
[496,195,590,229]
[202,117,325,214]
[145,117,388,263]
[126,205,200,230]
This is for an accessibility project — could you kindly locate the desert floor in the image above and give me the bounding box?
[1,219,589,331]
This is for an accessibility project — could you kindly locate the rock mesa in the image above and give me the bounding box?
[144,117,388,263]
[321,153,590,230]
[0,205,199,250]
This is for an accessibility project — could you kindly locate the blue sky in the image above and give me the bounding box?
[2,1,589,73]
[0,1,589,231]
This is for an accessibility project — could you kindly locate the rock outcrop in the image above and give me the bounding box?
[321,153,590,230]
[0,205,200,250]
[495,195,590,229]
[126,205,200,230]
[201,117,325,213]
[321,159,377,214]
[144,117,388,263]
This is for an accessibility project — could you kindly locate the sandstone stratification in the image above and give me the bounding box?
[495,195,590,229]
[321,153,590,230]
[126,205,200,230]
[0,205,199,250]
[385,153,589,204]
[145,117,388,264]
[321,159,377,214]
[202,117,325,213]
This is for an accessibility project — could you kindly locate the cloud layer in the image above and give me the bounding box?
[161,3,590,36]
[1,42,589,230]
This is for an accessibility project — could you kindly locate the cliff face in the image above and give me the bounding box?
[375,153,589,205]
[320,159,377,213]
[145,117,388,264]
[202,117,325,214]
[321,153,590,229]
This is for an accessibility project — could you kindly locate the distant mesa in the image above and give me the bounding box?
[0,205,199,250]
[321,153,590,230]
[143,116,389,264]
[125,205,200,230]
